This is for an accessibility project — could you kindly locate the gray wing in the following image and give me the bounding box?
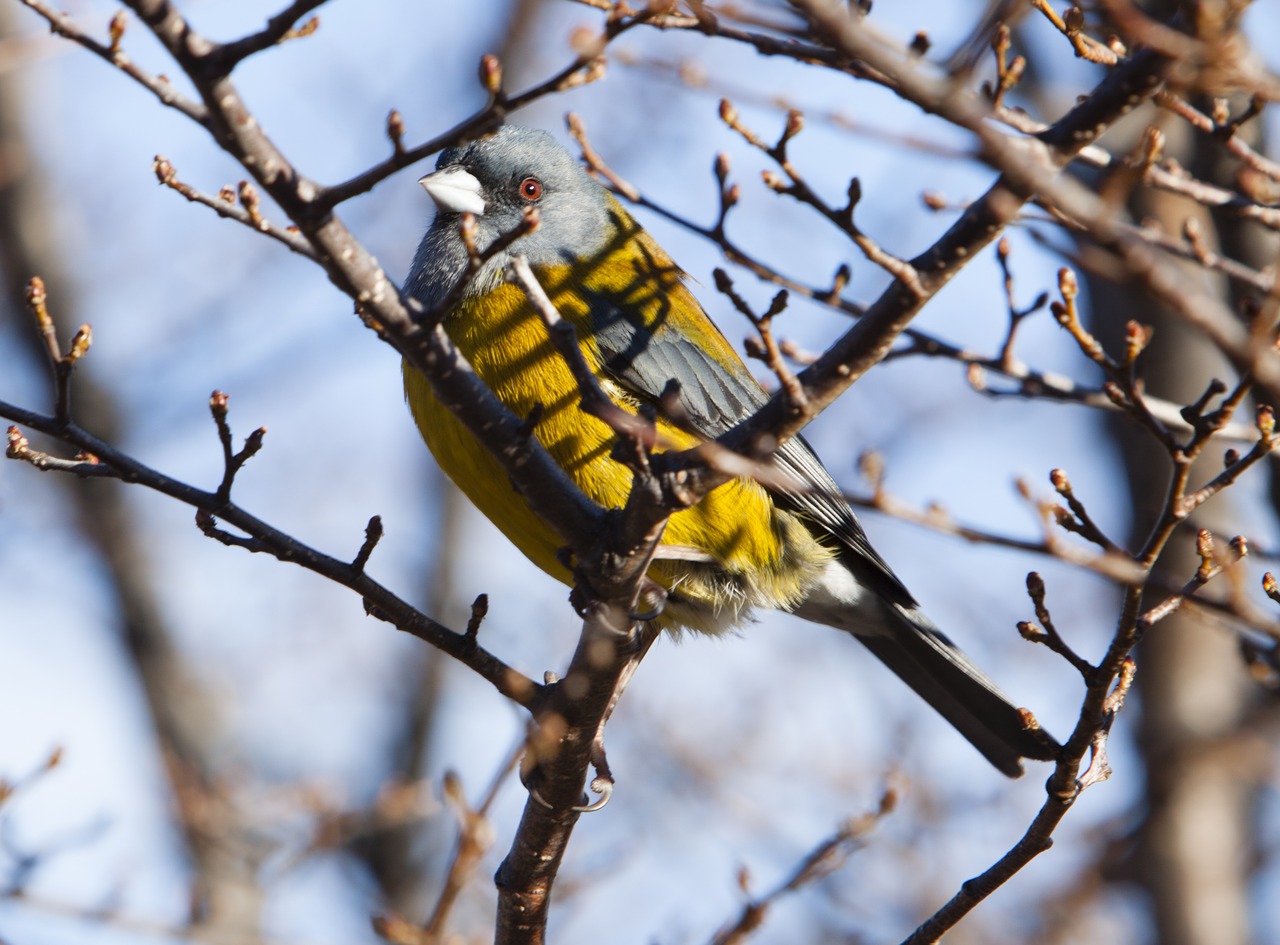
[589,296,914,604]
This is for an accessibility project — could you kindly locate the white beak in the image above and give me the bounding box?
[418,165,486,215]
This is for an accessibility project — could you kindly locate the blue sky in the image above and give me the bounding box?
[3,2,1279,942]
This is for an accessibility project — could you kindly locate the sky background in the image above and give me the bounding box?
[2,1,1280,943]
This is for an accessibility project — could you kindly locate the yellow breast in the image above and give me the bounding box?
[402,258,830,632]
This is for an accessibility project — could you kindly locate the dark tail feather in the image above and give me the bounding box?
[853,605,1058,776]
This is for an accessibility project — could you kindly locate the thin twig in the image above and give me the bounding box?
[15,0,209,124]
[212,0,326,68]
[153,156,318,259]
[1,400,541,710]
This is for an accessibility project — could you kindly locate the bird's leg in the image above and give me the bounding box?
[571,624,660,812]
[629,576,668,621]
[520,611,659,812]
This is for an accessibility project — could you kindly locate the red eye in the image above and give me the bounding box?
[519,177,543,201]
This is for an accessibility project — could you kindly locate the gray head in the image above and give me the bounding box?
[405,126,613,311]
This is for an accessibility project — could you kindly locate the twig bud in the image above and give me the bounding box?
[1123,320,1153,364]
[442,770,465,805]
[761,169,787,193]
[993,23,1010,55]
[1141,126,1164,169]
[1110,658,1137,709]
[479,53,503,95]
[6,425,29,459]
[108,10,126,56]
[466,593,489,639]
[67,324,92,363]
[238,181,264,229]
[386,109,405,153]
[1196,527,1214,561]
[153,155,176,186]
[571,58,607,88]
[242,426,267,459]
[352,515,384,573]
[714,151,731,184]
[783,108,804,142]
[26,274,45,306]
[1258,404,1275,441]
[1183,216,1212,262]
[718,98,738,127]
[209,390,229,418]
[284,16,319,41]
[1211,97,1230,126]
[858,450,885,490]
[847,177,862,209]
[1057,267,1078,301]
[569,25,605,58]
[1018,708,1043,734]
[1006,55,1026,87]
[1025,571,1046,599]
[26,276,50,330]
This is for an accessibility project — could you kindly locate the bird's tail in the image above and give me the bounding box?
[796,575,1057,777]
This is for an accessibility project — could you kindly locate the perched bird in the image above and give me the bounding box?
[403,125,1056,776]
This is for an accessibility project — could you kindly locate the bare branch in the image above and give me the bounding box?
[152,156,318,259]
[212,0,325,68]
[0,397,541,710]
[15,0,208,124]
[710,787,897,945]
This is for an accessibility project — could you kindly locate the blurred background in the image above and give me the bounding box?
[1,1,1279,943]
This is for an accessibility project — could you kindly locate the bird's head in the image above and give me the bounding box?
[415,126,614,295]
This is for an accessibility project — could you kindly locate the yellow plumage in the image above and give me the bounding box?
[403,217,832,633]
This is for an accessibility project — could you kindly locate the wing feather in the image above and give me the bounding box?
[586,286,913,603]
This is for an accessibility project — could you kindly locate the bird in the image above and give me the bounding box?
[402,125,1057,777]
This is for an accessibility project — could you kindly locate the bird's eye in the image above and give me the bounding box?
[518,177,543,201]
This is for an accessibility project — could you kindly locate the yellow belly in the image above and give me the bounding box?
[402,266,830,632]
